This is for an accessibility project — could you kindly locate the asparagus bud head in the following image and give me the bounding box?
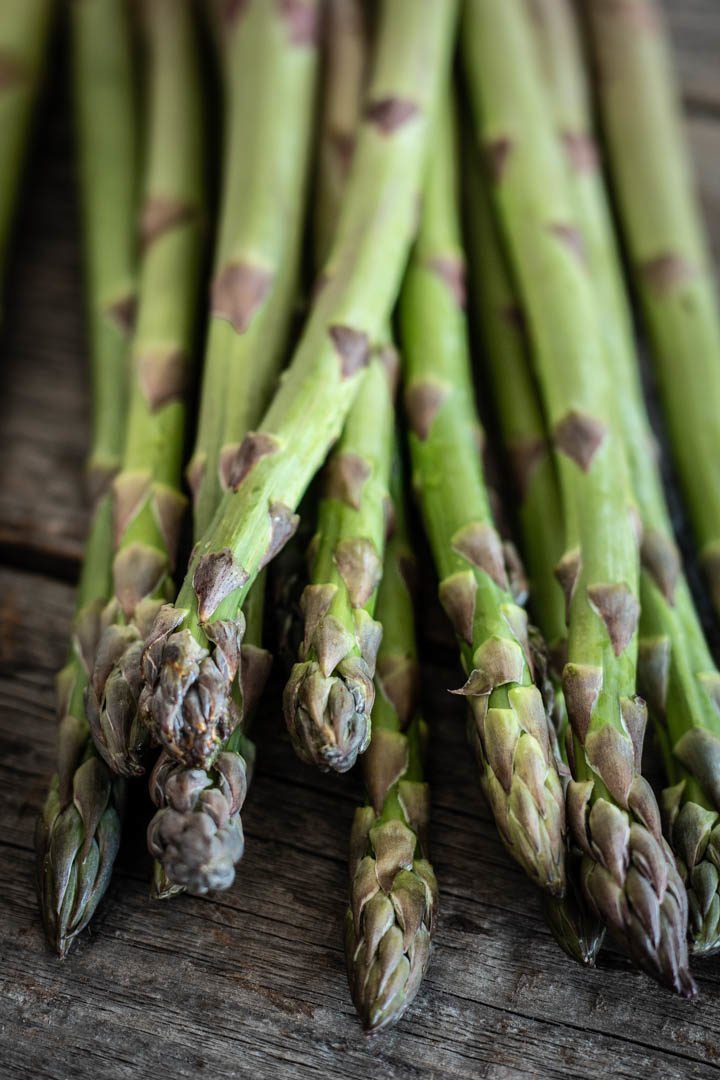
[284,586,382,772]
[664,781,720,957]
[138,604,247,769]
[86,597,164,776]
[37,598,125,956]
[147,733,254,895]
[345,800,438,1032]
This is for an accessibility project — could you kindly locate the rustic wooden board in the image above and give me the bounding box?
[665,0,720,112]
[1,4,720,1078]
[0,91,88,572]
[2,567,720,1080]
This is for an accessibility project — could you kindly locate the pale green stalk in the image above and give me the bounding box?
[35,0,136,956]
[464,142,604,967]
[147,0,319,896]
[346,451,438,1031]
[402,90,566,896]
[86,0,204,777]
[587,0,720,619]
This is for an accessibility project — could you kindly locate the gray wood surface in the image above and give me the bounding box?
[1,5,720,1078]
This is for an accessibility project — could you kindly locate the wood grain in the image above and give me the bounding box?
[0,74,88,572]
[1,567,720,1080]
[1,4,720,1077]
[665,0,720,113]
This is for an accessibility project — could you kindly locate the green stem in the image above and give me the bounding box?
[587,0,720,617]
[465,135,604,967]
[345,448,437,1032]
[86,0,205,777]
[314,0,367,267]
[71,0,136,496]
[35,0,135,957]
[283,341,395,773]
[147,0,318,896]
[401,87,565,896]
[189,0,319,540]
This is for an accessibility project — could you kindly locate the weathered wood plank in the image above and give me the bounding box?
[688,116,720,265]
[665,0,720,112]
[0,69,89,570]
[2,4,720,1075]
[1,568,720,1078]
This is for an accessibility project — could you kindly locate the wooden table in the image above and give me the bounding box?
[1,5,720,1077]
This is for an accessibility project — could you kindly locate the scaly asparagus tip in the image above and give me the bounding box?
[139,604,246,769]
[346,812,437,1032]
[147,750,249,894]
[283,655,375,773]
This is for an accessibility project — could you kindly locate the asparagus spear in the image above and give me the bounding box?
[0,0,53,318]
[284,341,394,773]
[139,0,459,771]
[265,0,367,677]
[463,0,693,995]
[148,586,267,897]
[401,91,566,896]
[71,0,136,497]
[346,450,438,1031]
[86,0,204,777]
[35,0,136,956]
[311,12,435,1016]
[529,0,720,958]
[586,0,720,618]
[146,0,318,896]
[464,146,605,967]
[314,0,367,267]
[282,0,397,776]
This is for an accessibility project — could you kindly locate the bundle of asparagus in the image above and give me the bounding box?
[531,0,720,960]
[28,0,720,1034]
[463,0,693,995]
[136,0,458,775]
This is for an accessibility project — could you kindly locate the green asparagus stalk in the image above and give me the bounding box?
[0,0,53,318]
[284,342,394,773]
[265,0,366,677]
[283,0,396,776]
[314,0,367,267]
[139,0,459,771]
[35,0,136,956]
[587,0,720,618]
[463,0,693,995]
[346,449,438,1031]
[72,0,136,496]
[401,91,566,896]
[36,503,126,956]
[86,0,204,777]
[530,0,720,957]
[464,145,604,967]
[146,0,318,895]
